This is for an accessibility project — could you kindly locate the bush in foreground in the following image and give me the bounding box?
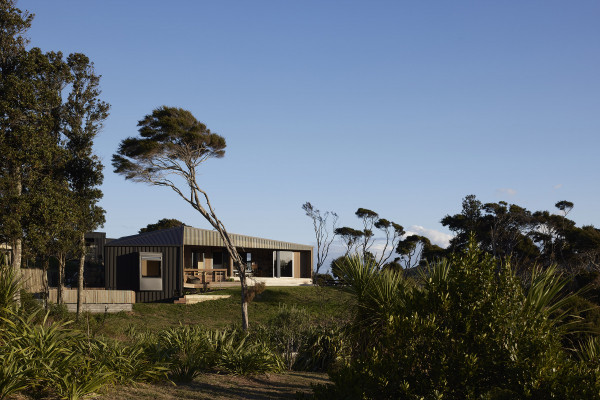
[314,240,600,399]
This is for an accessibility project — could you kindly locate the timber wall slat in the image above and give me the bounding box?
[105,245,180,303]
[48,289,135,304]
[20,268,44,293]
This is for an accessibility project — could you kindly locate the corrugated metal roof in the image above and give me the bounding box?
[106,226,312,251]
[183,226,313,251]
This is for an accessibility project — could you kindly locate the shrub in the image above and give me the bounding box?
[314,273,336,286]
[293,325,348,372]
[264,304,309,369]
[149,325,215,382]
[148,325,283,380]
[211,331,284,375]
[0,263,166,399]
[88,339,168,384]
[314,240,600,399]
[245,281,267,302]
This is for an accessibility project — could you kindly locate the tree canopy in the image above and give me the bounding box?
[113,106,251,330]
[0,1,108,308]
[441,194,600,273]
[139,218,187,234]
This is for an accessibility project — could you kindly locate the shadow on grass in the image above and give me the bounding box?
[180,372,326,400]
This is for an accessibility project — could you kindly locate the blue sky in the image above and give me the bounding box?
[19,1,600,261]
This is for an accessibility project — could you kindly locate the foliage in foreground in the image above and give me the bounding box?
[314,241,600,399]
[139,325,285,381]
[0,262,166,400]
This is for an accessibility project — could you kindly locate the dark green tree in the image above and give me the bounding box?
[24,163,76,306]
[315,241,600,399]
[1,2,108,309]
[0,1,70,290]
[62,52,109,317]
[139,218,186,234]
[441,194,484,251]
[442,195,600,274]
[112,106,252,330]
[442,195,539,270]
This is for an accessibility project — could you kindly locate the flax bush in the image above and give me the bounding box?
[0,263,166,399]
[146,325,283,381]
[293,325,348,372]
[314,240,600,399]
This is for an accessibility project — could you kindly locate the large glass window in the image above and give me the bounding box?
[142,259,161,277]
[192,252,204,269]
[272,251,294,278]
[213,252,223,268]
[140,252,162,291]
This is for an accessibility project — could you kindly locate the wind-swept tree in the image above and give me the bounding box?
[112,106,252,330]
[396,234,447,269]
[355,208,379,257]
[337,208,404,269]
[302,202,338,283]
[334,227,363,255]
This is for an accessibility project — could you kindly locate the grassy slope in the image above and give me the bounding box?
[81,285,354,338]
[13,286,348,400]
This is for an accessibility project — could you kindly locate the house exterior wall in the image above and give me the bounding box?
[301,250,312,278]
[294,252,300,278]
[103,226,314,303]
[84,232,106,265]
[105,245,181,303]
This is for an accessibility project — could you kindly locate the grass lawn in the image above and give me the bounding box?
[80,285,354,338]
[98,372,329,400]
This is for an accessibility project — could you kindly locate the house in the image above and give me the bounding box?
[84,231,110,265]
[104,226,313,302]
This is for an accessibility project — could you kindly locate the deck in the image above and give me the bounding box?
[183,268,228,288]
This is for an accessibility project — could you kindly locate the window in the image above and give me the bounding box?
[213,252,223,268]
[142,259,161,277]
[192,252,204,269]
[272,251,294,278]
[140,252,162,291]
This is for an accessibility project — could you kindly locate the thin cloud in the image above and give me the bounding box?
[553,184,563,189]
[404,225,453,248]
[497,188,517,196]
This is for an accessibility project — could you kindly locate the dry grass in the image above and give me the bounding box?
[98,372,329,399]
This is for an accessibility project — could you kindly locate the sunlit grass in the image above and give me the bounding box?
[76,286,354,338]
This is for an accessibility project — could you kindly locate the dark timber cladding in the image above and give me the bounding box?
[104,225,313,302]
[104,245,181,303]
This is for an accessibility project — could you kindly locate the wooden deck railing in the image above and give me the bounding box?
[184,268,228,288]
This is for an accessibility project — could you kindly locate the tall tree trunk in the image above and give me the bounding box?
[57,253,65,305]
[239,272,249,330]
[76,232,85,319]
[11,176,23,306]
[42,256,49,310]
[205,213,250,331]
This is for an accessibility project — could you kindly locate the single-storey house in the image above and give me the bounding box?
[104,226,313,302]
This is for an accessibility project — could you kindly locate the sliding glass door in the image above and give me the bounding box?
[272,251,294,278]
